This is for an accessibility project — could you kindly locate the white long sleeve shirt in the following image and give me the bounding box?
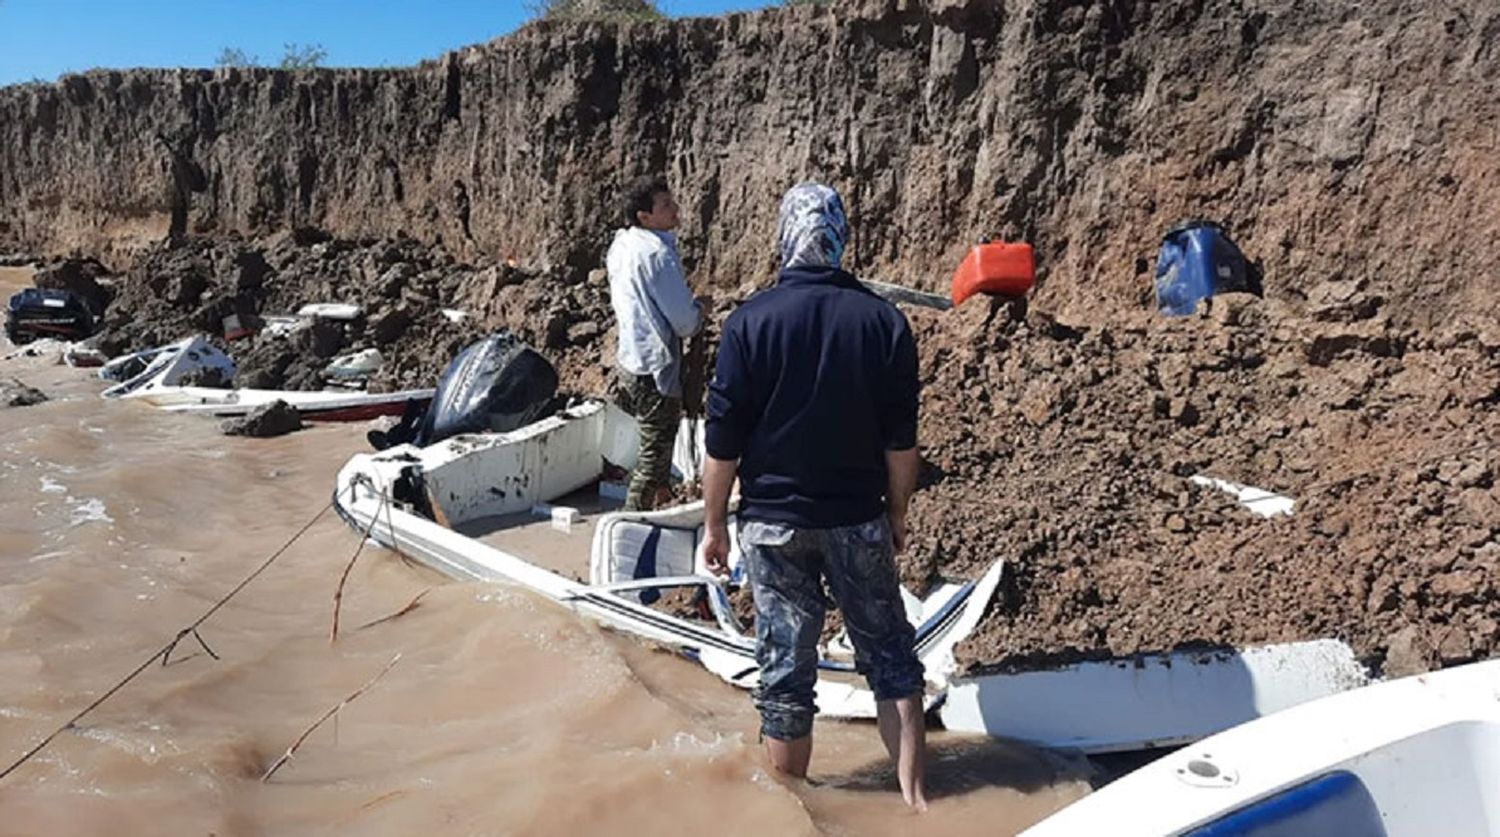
[605,227,703,397]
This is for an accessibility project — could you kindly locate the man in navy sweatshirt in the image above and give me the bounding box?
[700,183,927,810]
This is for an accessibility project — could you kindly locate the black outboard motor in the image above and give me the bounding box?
[5,288,96,345]
[368,331,559,451]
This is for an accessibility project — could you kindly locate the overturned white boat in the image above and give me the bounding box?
[1024,659,1500,836]
[101,335,433,422]
[333,399,1002,719]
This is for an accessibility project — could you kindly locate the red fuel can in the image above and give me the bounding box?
[951,241,1036,307]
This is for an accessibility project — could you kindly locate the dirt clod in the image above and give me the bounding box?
[222,400,303,438]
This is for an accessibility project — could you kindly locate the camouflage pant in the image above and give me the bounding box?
[739,516,925,741]
[617,370,681,511]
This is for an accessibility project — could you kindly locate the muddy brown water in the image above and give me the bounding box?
[0,268,1089,834]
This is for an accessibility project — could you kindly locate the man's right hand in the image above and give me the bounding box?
[884,448,919,556]
[700,522,731,577]
[888,511,909,555]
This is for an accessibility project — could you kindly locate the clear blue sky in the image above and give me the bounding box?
[0,0,776,86]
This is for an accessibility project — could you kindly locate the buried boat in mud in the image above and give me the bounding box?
[100,335,433,422]
[332,400,1380,744]
[333,398,1002,719]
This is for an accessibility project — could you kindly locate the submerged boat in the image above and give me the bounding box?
[1023,659,1500,836]
[333,399,1005,719]
[101,335,432,422]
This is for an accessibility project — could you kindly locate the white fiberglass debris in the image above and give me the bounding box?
[1190,475,1295,518]
[296,303,362,321]
[326,347,383,379]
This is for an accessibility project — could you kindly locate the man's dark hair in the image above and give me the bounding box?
[622,175,669,227]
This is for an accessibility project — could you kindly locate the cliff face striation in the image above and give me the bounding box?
[2,0,1496,326]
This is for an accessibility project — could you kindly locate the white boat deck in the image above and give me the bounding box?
[455,487,620,581]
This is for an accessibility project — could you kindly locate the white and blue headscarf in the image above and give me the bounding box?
[777,183,849,270]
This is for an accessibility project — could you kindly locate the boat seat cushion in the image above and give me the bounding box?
[595,513,745,603]
[609,522,698,584]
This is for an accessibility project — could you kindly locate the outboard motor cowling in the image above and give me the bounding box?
[5,288,96,345]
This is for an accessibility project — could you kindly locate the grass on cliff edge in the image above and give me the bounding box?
[527,0,665,22]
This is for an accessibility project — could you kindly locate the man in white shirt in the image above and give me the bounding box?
[605,176,705,510]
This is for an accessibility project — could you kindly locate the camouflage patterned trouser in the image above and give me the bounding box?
[739,516,925,741]
[617,370,681,511]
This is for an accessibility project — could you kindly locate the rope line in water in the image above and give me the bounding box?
[330,486,392,643]
[0,495,340,783]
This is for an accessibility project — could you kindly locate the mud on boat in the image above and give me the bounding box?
[332,400,1393,749]
[333,399,1004,720]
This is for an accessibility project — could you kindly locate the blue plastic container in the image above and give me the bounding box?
[1154,221,1251,316]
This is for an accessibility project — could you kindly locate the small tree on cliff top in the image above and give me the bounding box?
[526,0,663,23]
[215,47,259,68]
[214,43,327,70]
[278,43,328,70]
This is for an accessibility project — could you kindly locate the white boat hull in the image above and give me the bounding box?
[1023,660,1500,836]
[100,335,235,400]
[941,640,1370,753]
[97,334,431,421]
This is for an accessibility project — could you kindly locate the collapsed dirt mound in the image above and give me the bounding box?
[93,234,617,396]
[901,292,1499,675]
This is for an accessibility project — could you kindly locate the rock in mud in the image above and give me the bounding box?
[1379,626,1436,678]
[2,378,48,407]
[377,263,417,299]
[221,400,302,437]
[370,305,414,345]
[565,320,602,346]
[233,249,274,292]
[296,320,347,359]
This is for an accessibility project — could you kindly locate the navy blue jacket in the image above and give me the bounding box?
[705,265,919,528]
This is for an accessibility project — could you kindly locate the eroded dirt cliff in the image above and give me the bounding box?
[3,0,1496,324]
